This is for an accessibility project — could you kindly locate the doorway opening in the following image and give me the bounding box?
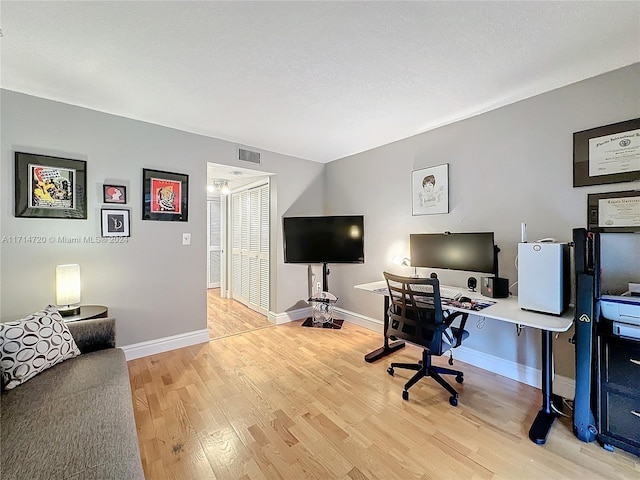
[207,162,273,339]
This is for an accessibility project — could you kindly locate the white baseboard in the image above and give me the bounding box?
[269,307,312,325]
[122,329,210,361]
[333,307,383,333]
[336,307,575,397]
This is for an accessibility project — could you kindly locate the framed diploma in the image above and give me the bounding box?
[587,190,640,232]
[573,118,640,187]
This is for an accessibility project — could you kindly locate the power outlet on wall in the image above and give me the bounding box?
[317,282,321,292]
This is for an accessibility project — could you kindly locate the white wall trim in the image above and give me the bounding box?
[334,307,383,333]
[336,307,575,398]
[269,307,312,325]
[122,329,210,361]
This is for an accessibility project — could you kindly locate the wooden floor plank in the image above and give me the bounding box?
[129,320,639,479]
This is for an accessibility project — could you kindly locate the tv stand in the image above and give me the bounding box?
[303,262,344,329]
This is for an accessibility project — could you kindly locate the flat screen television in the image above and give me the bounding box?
[410,232,496,275]
[283,215,365,264]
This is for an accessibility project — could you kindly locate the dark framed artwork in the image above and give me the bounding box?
[587,190,640,233]
[103,184,127,204]
[573,118,640,187]
[142,168,188,221]
[411,163,449,215]
[14,152,87,219]
[101,208,131,237]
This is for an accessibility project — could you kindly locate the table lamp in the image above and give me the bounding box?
[393,256,418,277]
[56,264,81,316]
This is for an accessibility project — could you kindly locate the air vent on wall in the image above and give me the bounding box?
[237,147,261,164]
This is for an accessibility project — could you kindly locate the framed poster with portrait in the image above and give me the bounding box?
[14,152,87,219]
[142,168,188,221]
[573,118,640,187]
[412,164,449,215]
[103,184,127,204]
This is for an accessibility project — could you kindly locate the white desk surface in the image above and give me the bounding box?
[354,280,574,333]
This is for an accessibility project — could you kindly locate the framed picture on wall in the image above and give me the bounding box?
[573,117,640,187]
[101,208,131,237]
[587,190,640,232]
[14,152,87,219]
[142,168,189,221]
[103,184,127,204]
[412,163,449,215]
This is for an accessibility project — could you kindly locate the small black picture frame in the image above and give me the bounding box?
[103,184,127,204]
[142,168,189,222]
[14,152,87,219]
[101,208,131,237]
[573,118,640,187]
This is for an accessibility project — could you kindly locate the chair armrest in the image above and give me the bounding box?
[444,311,469,348]
[66,318,116,354]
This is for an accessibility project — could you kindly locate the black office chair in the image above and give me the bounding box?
[383,272,469,406]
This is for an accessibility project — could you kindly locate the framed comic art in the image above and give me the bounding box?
[142,168,188,221]
[14,152,87,219]
[573,118,640,187]
[103,184,127,204]
[412,163,449,215]
[101,208,131,237]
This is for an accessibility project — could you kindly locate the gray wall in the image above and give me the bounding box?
[0,90,324,345]
[324,64,640,377]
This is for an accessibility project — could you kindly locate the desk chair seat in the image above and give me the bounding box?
[383,272,469,406]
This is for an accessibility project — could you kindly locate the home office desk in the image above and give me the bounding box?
[354,280,574,445]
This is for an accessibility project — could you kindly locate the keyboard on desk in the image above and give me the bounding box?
[439,286,463,300]
[411,284,462,301]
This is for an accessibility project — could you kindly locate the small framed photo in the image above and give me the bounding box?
[142,168,189,222]
[103,184,127,204]
[14,152,87,219]
[412,163,449,215]
[573,118,640,187]
[101,208,130,237]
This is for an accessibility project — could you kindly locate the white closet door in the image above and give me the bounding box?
[231,183,269,315]
[207,198,222,288]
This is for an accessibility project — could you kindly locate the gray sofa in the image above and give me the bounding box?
[1,318,144,480]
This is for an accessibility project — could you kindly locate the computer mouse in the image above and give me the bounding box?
[458,296,472,303]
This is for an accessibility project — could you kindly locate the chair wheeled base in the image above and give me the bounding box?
[387,347,464,406]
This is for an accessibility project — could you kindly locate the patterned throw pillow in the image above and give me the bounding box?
[0,305,80,390]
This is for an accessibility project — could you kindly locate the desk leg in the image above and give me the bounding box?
[364,295,405,363]
[528,329,561,445]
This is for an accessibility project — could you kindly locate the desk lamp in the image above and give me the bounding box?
[393,256,418,277]
[56,264,81,316]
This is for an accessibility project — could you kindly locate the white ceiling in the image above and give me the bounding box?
[1,1,639,163]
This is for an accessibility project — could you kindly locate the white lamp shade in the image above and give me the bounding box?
[56,264,81,306]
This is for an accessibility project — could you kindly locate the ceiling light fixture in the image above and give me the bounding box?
[209,179,230,195]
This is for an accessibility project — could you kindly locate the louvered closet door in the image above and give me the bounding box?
[207,198,221,288]
[231,183,269,315]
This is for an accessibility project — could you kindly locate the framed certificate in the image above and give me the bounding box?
[573,118,640,187]
[587,190,640,232]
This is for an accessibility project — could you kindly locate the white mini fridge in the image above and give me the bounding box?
[518,242,569,315]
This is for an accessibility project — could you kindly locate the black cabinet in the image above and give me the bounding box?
[598,334,640,455]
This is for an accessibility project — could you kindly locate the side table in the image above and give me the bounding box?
[63,305,108,323]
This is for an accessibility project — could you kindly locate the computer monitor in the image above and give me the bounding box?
[409,232,496,275]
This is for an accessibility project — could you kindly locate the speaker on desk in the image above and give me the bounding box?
[481,277,509,298]
[467,277,477,292]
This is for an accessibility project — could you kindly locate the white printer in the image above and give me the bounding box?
[600,295,640,340]
[518,242,570,315]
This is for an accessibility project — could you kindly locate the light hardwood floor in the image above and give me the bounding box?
[128,321,639,480]
[207,288,273,339]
